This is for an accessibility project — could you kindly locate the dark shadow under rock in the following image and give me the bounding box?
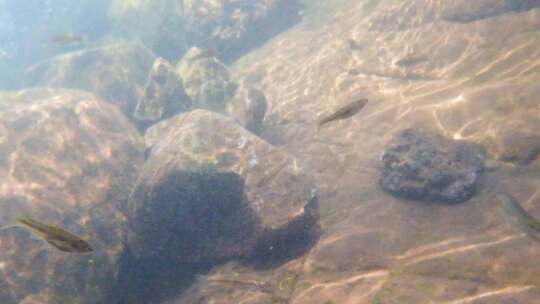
[111,245,216,304]
[244,190,321,270]
[128,170,260,264]
[380,129,486,204]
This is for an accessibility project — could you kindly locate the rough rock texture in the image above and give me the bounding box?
[167,0,540,303]
[134,58,192,130]
[441,0,540,23]
[25,42,155,119]
[129,110,318,265]
[184,0,302,62]
[109,0,187,61]
[368,0,540,31]
[477,110,540,165]
[380,129,486,203]
[176,47,238,113]
[176,47,268,134]
[0,89,144,303]
[226,84,268,135]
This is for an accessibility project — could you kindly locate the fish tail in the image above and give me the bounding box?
[16,215,34,226]
[316,119,326,134]
[16,216,48,235]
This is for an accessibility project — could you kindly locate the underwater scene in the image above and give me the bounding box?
[1,0,540,303]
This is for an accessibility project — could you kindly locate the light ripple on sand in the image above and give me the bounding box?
[402,234,524,266]
[442,285,535,304]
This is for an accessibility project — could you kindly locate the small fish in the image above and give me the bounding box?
[17,216,93,253]
[346,38,362,50]
[497,193,540,241]
[317,98,368,131]
[49,33,85,46]
[395,56,428,67]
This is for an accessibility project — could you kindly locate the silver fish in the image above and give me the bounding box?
[49,33,85,46]
[317,98,368,131]
[395,56,428,67]
[17,216,93,253]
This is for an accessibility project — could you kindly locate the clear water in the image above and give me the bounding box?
[1,1,540,303]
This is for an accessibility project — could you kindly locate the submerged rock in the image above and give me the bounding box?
[492,130,540,165]
[25,42,155,119]
[129,110,318,265]
[184,0,302,62]
[380,129,485,204]
[477,110,540,166]
[177,47,238,113]
[442,0,540,23]
[134,57,192,130]
[109,0,187,61]
[226,84,268,135]
[176,47,268,134]
[0,89,144,303]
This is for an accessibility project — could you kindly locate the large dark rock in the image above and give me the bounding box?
[25,42,155,119]
[184,0,302,62]
[129,110,318,265]
[380,129,485,204]
[134,58,192,130]
[129,169,259,264]
[0,89,144,303]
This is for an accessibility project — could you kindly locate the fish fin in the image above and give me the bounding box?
[0,222,45,242]
[15,216,48,238]
[16,215,35,227]
[0,214,32,231]
[0,223,21,231]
